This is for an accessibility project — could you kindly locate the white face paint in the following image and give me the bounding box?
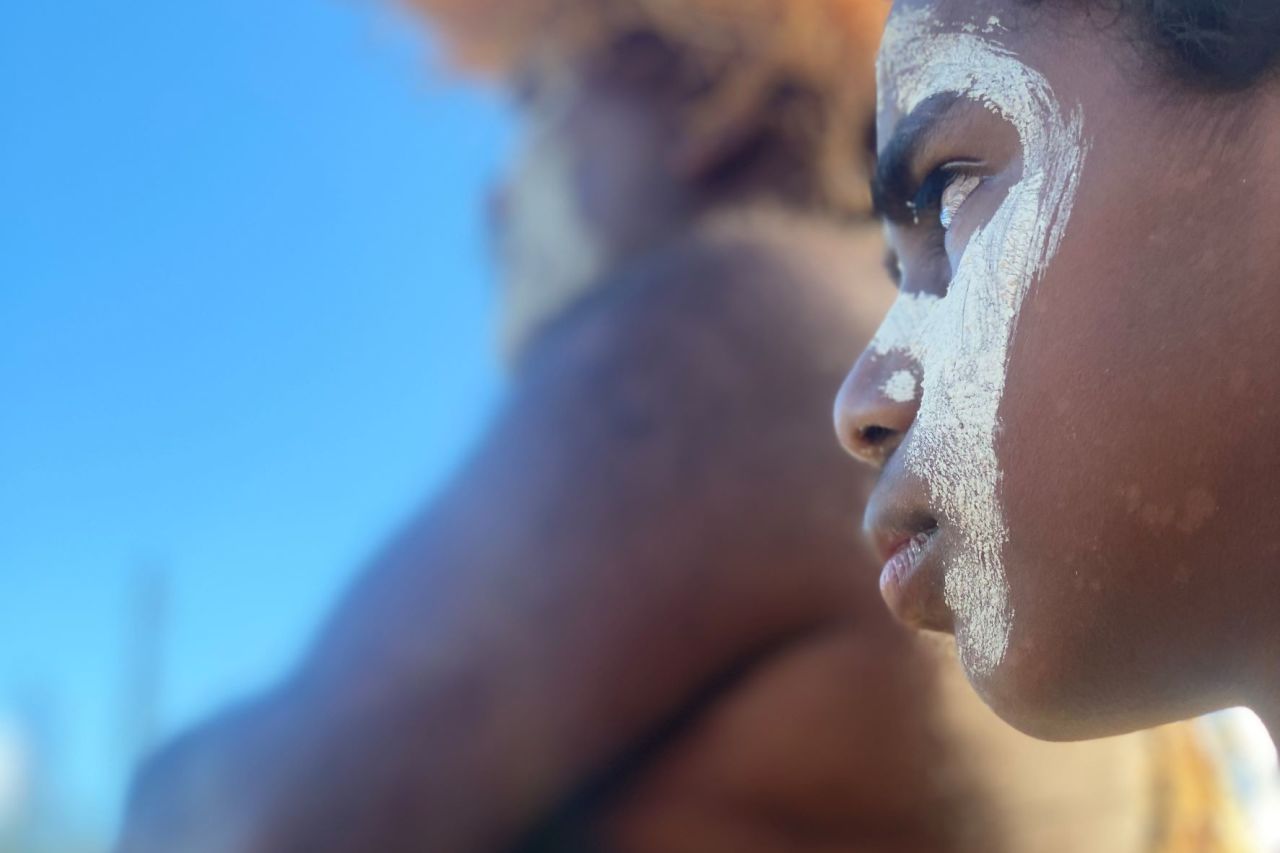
[870,291,940,362]
[883,370,920,404]
[875,8,1089,675]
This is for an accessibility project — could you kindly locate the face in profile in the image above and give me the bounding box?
[836,0,1280,740]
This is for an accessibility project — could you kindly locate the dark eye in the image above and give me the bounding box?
[939,174,981,230]
[911,164,983,231]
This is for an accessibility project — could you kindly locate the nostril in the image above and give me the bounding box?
[860,425,897,447]
[834,352,920,467]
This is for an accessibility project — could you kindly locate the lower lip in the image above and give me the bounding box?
[879,530,940,625]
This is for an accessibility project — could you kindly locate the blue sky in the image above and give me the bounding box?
[1,0,513,835]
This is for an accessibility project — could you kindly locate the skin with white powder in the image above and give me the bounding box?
[869,291,939,361]
[835,0,1280,752]
[874,8,1089,676]
[883,370,920,403]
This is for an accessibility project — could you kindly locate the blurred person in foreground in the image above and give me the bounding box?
[116,1,1257,851]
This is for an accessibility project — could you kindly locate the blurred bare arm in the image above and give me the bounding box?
[117,231,891,853]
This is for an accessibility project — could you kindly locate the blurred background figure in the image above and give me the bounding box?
[4,0,1276,852]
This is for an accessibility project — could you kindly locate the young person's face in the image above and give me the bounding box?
[835,0,1280,739]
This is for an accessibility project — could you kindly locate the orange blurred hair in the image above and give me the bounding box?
[406,0,891,216]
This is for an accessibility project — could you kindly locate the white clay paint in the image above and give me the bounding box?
[870,292,940,360]
[883,370,920,403]
[875,8,1089,675]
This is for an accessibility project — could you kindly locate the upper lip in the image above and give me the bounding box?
[876,530,921,565]
[864,465,940,565]
[862,454,953,632]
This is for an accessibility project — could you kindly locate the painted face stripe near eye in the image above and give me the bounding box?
[871,292,942,361]
[877,9,1090,676]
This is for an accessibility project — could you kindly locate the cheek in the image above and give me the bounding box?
[984,179,1280,727]
[944,170,1018,267]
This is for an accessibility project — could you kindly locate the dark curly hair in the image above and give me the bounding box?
[1038,0,1280,90]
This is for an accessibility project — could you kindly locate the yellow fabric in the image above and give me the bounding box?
[1148,723,1255,853]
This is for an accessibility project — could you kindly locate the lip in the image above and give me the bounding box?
[880,530,934,590]
[876,527,950,630]
[865,464,954,634]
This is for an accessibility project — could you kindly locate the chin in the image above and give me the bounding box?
[954,622,1187,743]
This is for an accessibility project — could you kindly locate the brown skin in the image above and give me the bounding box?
[119,38,1167,853]
[836,0,1280,743]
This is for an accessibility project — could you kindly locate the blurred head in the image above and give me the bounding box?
[410,0,890,357]
[835,0,1280,740]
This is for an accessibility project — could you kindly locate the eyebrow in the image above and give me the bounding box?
[872,93,963,224]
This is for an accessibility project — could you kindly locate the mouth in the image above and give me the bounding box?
[877,527,951,631]
[866,470,953,634]
[880,530,935,589]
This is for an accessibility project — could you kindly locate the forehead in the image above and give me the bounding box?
[876,0,1039,144]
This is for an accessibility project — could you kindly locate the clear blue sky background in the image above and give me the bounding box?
[1,0,513,836]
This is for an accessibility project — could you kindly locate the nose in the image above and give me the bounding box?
[834,347,922,468]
